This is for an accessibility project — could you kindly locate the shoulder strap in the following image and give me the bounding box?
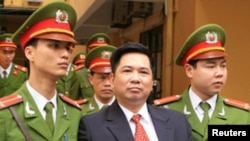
[0,94,23,109]
[76,98,88,105]
[224,98,250,111]
[59,94,82,110]
[153,95,181,106]
[14,64,28,72]
[9,107,33,141]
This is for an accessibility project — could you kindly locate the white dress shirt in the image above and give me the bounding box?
[119,103,159,141]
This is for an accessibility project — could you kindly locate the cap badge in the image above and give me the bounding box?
[5,37,13,43]
[205,31,218,44]
[97,37,105,43]
[56,9,68,23]
[101,50,112,59]
[80,54,86,59]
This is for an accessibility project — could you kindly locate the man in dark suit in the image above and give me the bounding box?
[78,42,194,141]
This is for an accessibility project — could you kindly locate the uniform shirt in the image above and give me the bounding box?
[189,87,217,121]
[27,81,57,123]
[0,62,12,78]
[119,103,159,141]
[94,95,115,109]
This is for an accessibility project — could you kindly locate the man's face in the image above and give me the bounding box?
[0,47,16,69]
[185,57,227,100]
[110,52,153,106]
[88,72,113,103]
[25,39,73,80]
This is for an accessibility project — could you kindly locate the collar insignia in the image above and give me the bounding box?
[183,105,191,115]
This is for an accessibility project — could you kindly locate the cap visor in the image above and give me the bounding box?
[91,66,112,73]
[35,33,77,43]
[192,50,228,60]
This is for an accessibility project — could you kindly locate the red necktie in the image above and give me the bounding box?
[131,114,150,141]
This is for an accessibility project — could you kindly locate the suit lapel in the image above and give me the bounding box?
[148,106,175,141]
[106,101,134,141]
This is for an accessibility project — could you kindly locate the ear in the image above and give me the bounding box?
[24,45,34,61]
[184,63,193,78]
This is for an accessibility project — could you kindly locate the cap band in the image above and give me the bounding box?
[89,57,111,71]
[20,18,73,48]
[182,41,224,65]
[0,43,17,48]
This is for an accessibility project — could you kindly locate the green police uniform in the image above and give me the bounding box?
[81,96,100,115]
[0,64,28,97]
[154,24,250,141]
[0,33,28,97]
[0,83,82,141]
[56,64,82,100]
[154,89,250,141]
[4,1,82,140]
[72,52,94,99]
[74,66,94,99]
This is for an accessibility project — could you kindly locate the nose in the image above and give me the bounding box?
[103,77,112,86]
[215,66,224,77]
[62,50,70,60]
[131,72,140,83]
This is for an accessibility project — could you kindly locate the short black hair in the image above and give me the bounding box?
[110,42,154,74]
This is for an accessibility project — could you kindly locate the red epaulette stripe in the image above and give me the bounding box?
[0,94,23,109]
[59,94,82,110]
[153,95,181,106]
[224,98,250,111]
[76,99,88,105]
[14,65,28,72]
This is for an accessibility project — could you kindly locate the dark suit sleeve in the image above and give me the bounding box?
[78,116,90,141]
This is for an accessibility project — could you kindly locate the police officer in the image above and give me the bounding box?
[0,1,82,140]
[0,33,28,97]
[154,24,250,141]
[81,45,117,115]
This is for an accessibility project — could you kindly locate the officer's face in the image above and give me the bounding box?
[185,57,227,100]
[0,47,16,69]
[110,52,153,107]
[88,72,113,103]
[25,39,73,79]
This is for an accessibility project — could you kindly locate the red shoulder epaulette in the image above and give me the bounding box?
[153,95,181,106]
[224,98,250,111]
[14,64,28,72]
[73,64,85,71]
[76,98,88,105]
[59,94,82,110]
[0,94,23,109]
